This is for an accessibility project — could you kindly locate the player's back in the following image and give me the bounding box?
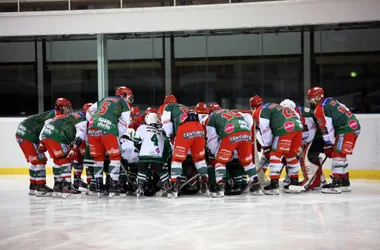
[261,103,302,135]
[135,124,165,162]
[16,110,57,143]
[207,109,250,139]
[90,96,130,135]
[319,98,360,132]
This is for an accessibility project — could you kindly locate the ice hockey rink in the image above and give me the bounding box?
[0,176,379,250]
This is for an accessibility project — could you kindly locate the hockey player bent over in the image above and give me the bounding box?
[280,99,324,191]
[15,98,72,196]
[250,96,303,195]
[306,86,360,194]
[87,86,133,197]
[40,103,91,198]
[158,95,209,198]
[134,111,170,197]
[204,104,262,197]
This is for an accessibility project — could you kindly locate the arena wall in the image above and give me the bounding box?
[1,115,379,179]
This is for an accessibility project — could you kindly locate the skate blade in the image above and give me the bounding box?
[341,186,351,192]
[28,191,36,196]
[167,192,178,199]
[284,188,302,194]
[62,193,81,199]
[250,190,264,196]
[321,188,342,194]
[263,189,280,195]
[52,192,62,198]
[35,192,53,197]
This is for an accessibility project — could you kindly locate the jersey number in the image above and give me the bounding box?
[151,134,159,146]
[98,102,111,115]
[337,102,352,117]
[221,111,241,121]
[277,106,296,119]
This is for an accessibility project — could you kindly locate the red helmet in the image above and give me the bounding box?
[82,103,93,114]
[194,102,208,114]
[116,86,134,103]
[55,98,72,109]
[144,107,158,116]
[307,86,324,104]
[131,106,141,116]
[249,95,263,109]
[208,103,221,115]
[164,94,177,104]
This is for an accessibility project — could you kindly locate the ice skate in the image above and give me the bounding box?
[249,177,264,196]
[95,177,103,198]
[28,183,36,196]
[62,182,81,199]
[284,178,302,194]
[35,184,53,197]
[52,180,63,198]
[167,178,181,199]
[109,180,122,198]
[200,175,211,197]
[85,183,97,196]
[225,183,242,196]
[321,176,342,194]
[263,179,280,195]
[136,180,145,198]
[341,173,351,192]
[211,181,225,198]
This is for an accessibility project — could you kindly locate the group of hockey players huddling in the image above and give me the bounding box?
[15,85,361,199]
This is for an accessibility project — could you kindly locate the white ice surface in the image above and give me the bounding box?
[0,176,379,250]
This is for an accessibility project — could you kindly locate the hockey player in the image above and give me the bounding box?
[280,99,324,191]
[134,111,170,197]
[250,95,303,195]
[87,86,133,197]
[40,103,91,198]
[15,98,72,196]
[306,86,360,194]
[158,95,209,198]
[204,104,263,197]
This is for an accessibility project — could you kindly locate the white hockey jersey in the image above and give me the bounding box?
[134,124,165,162]
[120,138,139,164]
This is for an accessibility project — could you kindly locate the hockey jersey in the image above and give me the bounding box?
[205,109,251,155]
[159,103,189,137]
[89,96,131,136]
[314,98,360,144]
[253,103,303,147]
[120,138,139,164]
[40,112,87,145]
[16,110,61,144]
[134,124,167,163]
[296,107,317,143]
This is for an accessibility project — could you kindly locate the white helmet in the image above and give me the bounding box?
[280,99,296,110]
[145,112,159,125]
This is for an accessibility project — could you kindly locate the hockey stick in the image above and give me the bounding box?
[289,155,328,192]
[180,174,200,189]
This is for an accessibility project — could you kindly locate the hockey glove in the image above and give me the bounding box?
[323,144,334,158]
[37,141,47,153]
[262,146,271,160]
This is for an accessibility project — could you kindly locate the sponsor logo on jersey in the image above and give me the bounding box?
[224,123,235,134]
[183,131,204,139]
[108,147,120,155]
[229,134,251,143]
[348,120,358,130]
[53,149,63,156]
[28,155,37,162]
[284,121,295,132]
[155,148,161,154]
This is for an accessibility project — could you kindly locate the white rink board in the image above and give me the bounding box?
[0,176,380,250]
[0,114,378,170]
